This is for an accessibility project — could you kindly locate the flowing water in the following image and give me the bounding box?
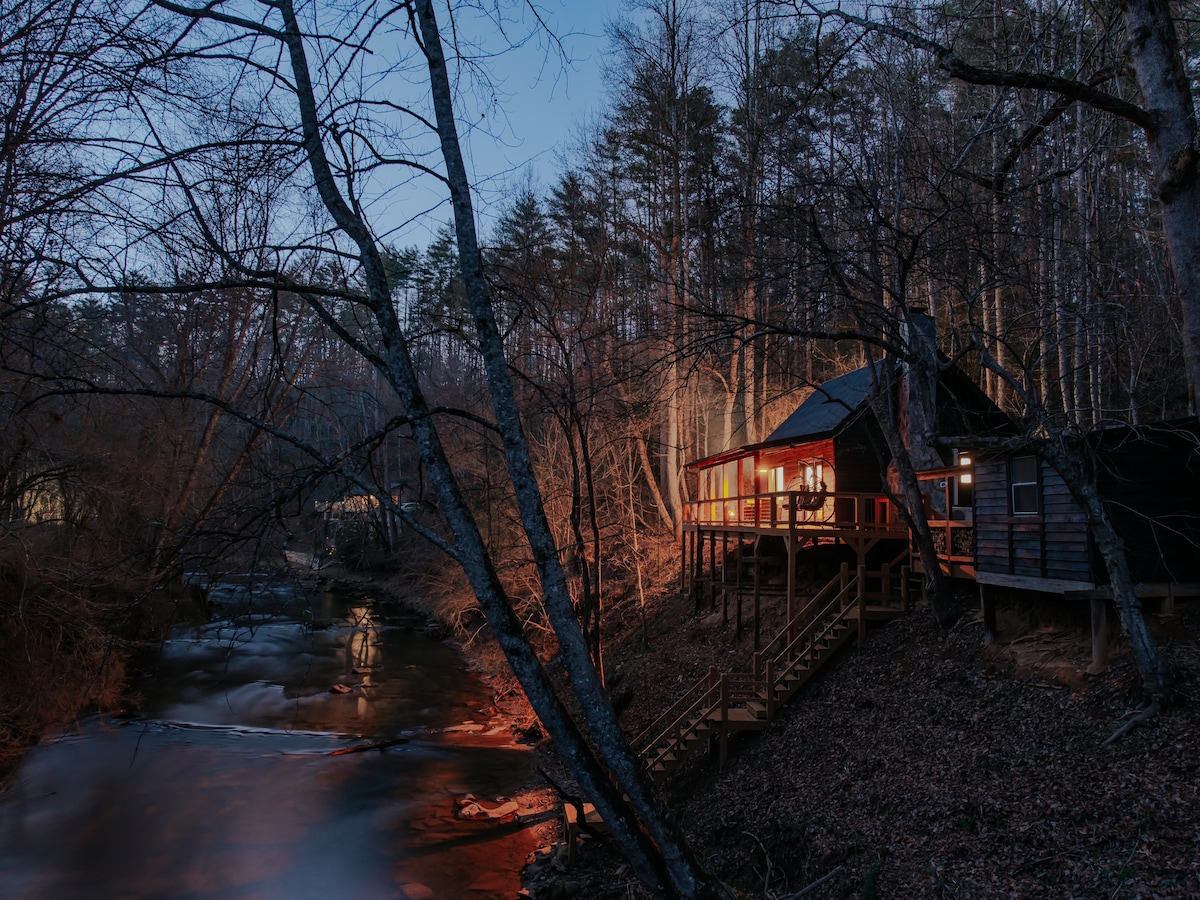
[0,579,542,899]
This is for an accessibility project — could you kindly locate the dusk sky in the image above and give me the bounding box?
[438,2,617,242]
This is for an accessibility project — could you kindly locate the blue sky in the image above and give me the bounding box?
[379,2,618,247]
[460,3,614,190]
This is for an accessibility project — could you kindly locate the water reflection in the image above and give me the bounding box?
[0,581,539,899]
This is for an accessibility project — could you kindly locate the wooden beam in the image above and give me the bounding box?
[976,571,1096,594]
[856,563,866,643]
[753,536,761,652]
[1087,597,1109,675]
[1065,583,1200,601]
[786,535,797,625]
[980,583,998,645]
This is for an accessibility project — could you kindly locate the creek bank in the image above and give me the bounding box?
[312,566,567,879]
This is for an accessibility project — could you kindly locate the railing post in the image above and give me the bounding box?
[718,673,730,768]
[752,651,761,684]
[881,563,891,603]
[708,532,717,609]
[856,563,867,643]
[900,564,911,611]
[765,658,775,719]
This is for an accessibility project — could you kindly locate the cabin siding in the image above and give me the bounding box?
[975,457,1092,584]
[831,421,886,493]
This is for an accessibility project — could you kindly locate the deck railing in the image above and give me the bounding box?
[683,490,903,532]
[926,518,975,562]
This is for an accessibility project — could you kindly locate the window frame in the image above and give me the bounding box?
[1010,455,1040,516]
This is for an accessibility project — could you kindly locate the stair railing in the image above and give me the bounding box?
[634,566,887,777]
[631,667,721,757]
[758,569,853,667]
[767,576,858,672]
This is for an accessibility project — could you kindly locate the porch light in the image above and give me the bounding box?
[959,455,972,466]
[960,474,973,484]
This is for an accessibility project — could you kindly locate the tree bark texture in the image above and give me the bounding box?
[413,3,708,895]
[1121,0,1200,412]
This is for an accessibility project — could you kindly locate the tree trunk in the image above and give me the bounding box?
[1035,439,1171,701]
[413,3,711,894]
[1121,0,1200,413]
[866,358,955,626]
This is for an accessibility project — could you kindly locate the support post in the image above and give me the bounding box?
[753,536,761,652]
[680,531,687,600]
[718,673,729,767]
[1087,597,1109,675]
[721,531,729,616]
[786,535,797,627]
[980,583,998,645]
[736,538,743,639]
[856,563,867,643]
[900,564,911,611]
[764,658,775,719]
[700,532,710,609]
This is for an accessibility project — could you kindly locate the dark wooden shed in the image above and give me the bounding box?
[968,420,1200,594]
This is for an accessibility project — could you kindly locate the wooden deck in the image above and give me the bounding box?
[683,489,907,537]
[681,491,911,648]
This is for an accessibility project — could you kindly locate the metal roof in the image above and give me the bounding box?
[764,363,881,444]
[686,363,884,470]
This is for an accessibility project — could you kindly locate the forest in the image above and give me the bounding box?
[2,0,1199,897]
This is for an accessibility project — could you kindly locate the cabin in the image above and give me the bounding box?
[683,362,907,646]
[681,330,1010,645]
[919,419,1200,671]
[651,324,1196,783]
[689,363,892,530]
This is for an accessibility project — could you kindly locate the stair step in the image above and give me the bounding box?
[640,577,903,780]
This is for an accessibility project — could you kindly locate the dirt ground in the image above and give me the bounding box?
[524,591,1200,899]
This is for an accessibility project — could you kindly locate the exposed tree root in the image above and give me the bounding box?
[1103,701,1161,746]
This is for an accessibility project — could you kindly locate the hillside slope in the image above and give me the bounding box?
[555,599,1200,898]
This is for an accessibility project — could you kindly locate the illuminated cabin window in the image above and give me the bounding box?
[769,466,785,493]
[802,462,824,491]
[1010,455,1039,515]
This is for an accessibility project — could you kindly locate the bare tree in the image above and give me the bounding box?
[126,0,718,893]
[804,0,1200,413]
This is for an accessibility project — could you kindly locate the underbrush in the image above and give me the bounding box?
[0,530,208,784]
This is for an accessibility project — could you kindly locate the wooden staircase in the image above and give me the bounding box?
[631,562,909,782]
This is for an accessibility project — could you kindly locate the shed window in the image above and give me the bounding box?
[1011,456,1039,515]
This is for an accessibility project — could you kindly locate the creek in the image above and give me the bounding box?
[0,578,543,899]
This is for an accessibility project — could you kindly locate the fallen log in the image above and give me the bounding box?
[328,737,409,756]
